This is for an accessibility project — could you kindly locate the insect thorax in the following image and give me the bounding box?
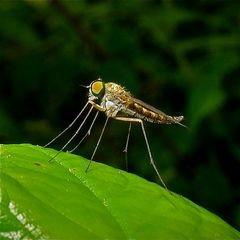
[99,83,131,118]
[99,82,160,121]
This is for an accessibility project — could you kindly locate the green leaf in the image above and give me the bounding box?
[0,144,239,239]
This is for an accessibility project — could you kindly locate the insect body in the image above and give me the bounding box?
[45,78,186,189]
[89,80,185,126]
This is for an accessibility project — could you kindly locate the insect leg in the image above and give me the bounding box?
[139,121,168,190]
[113,117,168,190]
[44,101,90,147]
[70,111,99,153]
[123,123,132,171]
[88,100,105,112]
[85,116,109,172]
[49,105,94,162]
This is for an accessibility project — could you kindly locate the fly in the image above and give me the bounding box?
[45,78,187,189]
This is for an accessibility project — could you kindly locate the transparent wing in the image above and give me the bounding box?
[130,97,168,117]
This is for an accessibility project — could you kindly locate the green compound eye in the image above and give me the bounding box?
[91,80,105,96]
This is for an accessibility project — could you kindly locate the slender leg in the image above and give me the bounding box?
[123,123,132,171]
[113,117,168,190]
[85,117,109,172]
[88,100,106,112]
[49,105,94,161]
[140,121,168,190]
[44,101,90,147]
[70,111,99,153]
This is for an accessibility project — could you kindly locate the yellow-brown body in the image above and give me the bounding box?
[101,82,184,125]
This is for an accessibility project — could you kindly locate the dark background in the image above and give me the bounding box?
[0,0,239,230]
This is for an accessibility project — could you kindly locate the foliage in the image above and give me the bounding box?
[0,0,239,231]
[1,144,239,239]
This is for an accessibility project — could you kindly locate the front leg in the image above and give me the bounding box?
[88,100,105,112]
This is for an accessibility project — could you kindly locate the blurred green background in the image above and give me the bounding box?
[0,0,239,230]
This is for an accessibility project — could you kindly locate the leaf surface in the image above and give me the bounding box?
[0,144,239,239]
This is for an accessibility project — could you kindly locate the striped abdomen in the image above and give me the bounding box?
[125,100,184,126]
